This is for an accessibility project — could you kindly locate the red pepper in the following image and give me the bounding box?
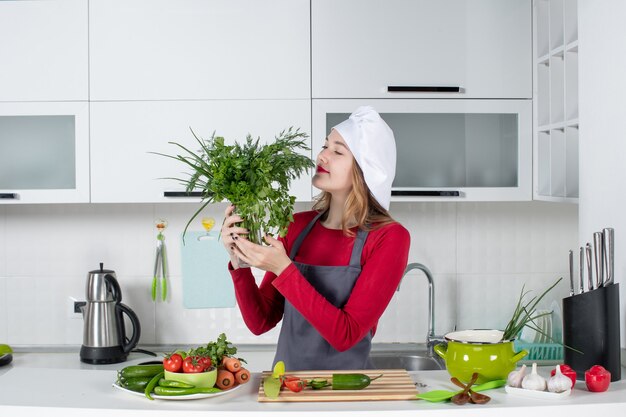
[283,377,306,393]
[585,365,611,392]
[550,364,577,388]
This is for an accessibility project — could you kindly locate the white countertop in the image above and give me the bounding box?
[1,349,625,417]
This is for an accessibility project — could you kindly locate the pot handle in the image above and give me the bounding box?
[510,349,528,363]
[433,343,447,360]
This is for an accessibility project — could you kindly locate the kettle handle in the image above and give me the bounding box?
[105,274,122,302]
[116,303,141,354]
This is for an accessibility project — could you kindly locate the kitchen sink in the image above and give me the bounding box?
[369,353,444,371]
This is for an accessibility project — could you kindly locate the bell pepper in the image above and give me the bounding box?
[585,365,611,392]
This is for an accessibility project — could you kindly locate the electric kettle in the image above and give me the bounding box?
[79,263,141,364]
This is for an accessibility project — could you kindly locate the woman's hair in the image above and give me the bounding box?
[312,159,396,236]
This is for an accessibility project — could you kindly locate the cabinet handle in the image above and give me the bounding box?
[163,191,204,197]
[392,190,460,197]
[387,86,461,93]
[0,193,18,199]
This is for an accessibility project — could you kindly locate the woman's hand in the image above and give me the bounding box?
[231,234,292,276]
[220,205,248,269]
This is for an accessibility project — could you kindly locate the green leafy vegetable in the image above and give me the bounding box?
[153,127,315,243]
[189,333,243,368]
[501,277,562,342]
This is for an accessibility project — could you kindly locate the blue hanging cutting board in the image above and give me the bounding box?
[180,231,235,308]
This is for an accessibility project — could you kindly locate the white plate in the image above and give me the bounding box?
[550,300,563,342]
[505,385,571,400]
[520,323,537,343]
[534,315,545,344]
[112,382,242,400]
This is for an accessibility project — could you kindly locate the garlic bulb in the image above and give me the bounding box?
[548,365,571,393]
[521,363,547,391]
[507,364,527,388]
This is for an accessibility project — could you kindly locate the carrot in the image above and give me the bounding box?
[234,368,251,384]
[216,369,235,390]
[222,356,241,373]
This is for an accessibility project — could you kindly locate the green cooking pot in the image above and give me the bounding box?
[434,330,528,384]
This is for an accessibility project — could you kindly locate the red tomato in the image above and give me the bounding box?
[163,353,183,373]
[585,365,611,392]
[550,364,577,388]
[198,356,212,370]
[280,375,294,388]
[284,377,306,393]
[182,356,205,373]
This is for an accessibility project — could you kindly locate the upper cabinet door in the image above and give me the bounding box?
[312,0,531,99]
[89,0,310,101]
[0,0,88,101]
[90,100,312,203]
[0,102,90,204]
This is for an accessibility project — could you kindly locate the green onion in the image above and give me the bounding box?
[502,277,562,342]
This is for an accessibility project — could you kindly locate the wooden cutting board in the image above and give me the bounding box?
[257,369,419,402]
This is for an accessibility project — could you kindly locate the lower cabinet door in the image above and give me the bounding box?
[90,100,312,203]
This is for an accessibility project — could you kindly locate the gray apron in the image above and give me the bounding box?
[273,212,373,370]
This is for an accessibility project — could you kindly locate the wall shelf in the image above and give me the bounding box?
[534,0,579,203]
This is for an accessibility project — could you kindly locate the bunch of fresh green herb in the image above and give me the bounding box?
[189,333,245,366]
[155,127,314,243]
[501,277,562,342]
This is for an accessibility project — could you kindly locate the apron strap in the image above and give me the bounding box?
[289,211,325,260]
[289,211,370,268]
[349,228,369,268]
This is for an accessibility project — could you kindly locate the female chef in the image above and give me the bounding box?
[221,106,410,370]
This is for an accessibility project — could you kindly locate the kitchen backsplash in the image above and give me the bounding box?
[0,201,577,347]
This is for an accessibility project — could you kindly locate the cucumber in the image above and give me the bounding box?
[119,364,164,379]
[332,373,382,390]
[309,378,330,389]
[120,377,152,392]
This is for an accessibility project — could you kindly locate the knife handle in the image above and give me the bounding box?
[568,250,574,296]
[585,243,593,292]
[593,232,604,290]
[579,246,585,294]
[603,228,614,286]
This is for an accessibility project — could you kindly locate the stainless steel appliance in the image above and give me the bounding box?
[79,263,141,364]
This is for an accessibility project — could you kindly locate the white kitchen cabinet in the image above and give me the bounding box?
[0,102,90,204]
[89,0,310,101]
[312,0,532,99]
[313,99,532,201]
[0,0,88,101]
[533,0,579,202]
[90,100,312,203]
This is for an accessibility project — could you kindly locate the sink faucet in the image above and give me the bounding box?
[397,263,446,356]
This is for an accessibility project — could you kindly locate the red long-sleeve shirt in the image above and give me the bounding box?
[229,210,410,352]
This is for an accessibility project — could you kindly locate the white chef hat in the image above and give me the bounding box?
[332,106,396,210]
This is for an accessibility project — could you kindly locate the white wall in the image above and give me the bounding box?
[578,0,626,347]
[0,201,577,347]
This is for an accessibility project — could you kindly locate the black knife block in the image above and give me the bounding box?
[562,283,621,381]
